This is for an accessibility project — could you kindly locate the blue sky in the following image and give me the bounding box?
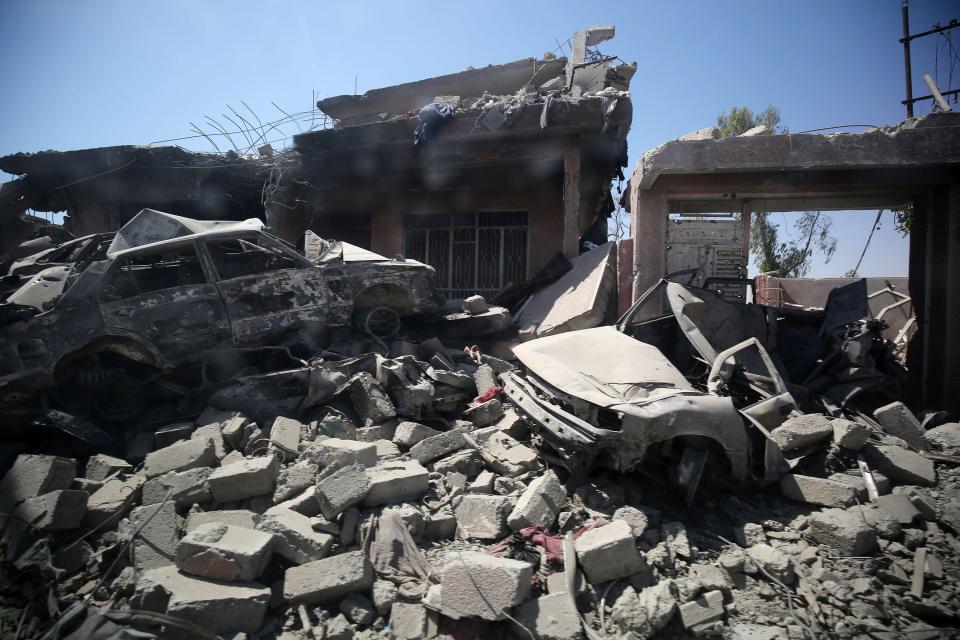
[2,0,957,277]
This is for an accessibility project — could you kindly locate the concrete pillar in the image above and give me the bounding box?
[631,188,668,317]
[562,148,581,259]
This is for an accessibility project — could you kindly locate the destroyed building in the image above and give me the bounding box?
[2,23,960,640]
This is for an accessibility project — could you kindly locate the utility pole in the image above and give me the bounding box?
[900,1,960,117]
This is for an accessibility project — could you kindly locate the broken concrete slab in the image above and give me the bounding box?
[874,401,926,450]
[807,507,878,555]
[0,454,76,510]
[283,550,374,605]
[875,493,921,525]
[269,416,303,458]
[439,551,532,621]
[128,501,179,572]
[185,509,261,533]
[515,592,584,640]
[748,543,794,585]
[273,459,318,503]
[410,429,466,465]
[84,473,145,527]
[143,438,216,480]
[84,454,131,482]
[471,428,538,476]
[270,485,321,517]
[363,460,430,506]
[393,421,440,450]
[862,444,936,486]
[770,414,834,452]
[303,438,377,468]
[431,448,484,477]
[339,592,376,625]
[191,422,228,460]
[390,602,435,640]
[463,398,504,427]
[613,506,650,538]
[133,564,270,635]
[507,469,565,531]
[780,474,858,508]
[207,455,279,504]
[516,242,615,340]
[176,522,275,581]
[141,467,213,509]
[474,364,498,396]
[832,419,869,450]
[679,589,724,629]
[575,519,644,583]
[454,494,514,540]
[462,294,489,315]
[316,464,370,519]
[154,422,194,449]
[257,508,334,564]
[350,372,396,423]
[15,490,87,531]
[925,422,960,450]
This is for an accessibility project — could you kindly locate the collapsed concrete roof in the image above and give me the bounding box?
[634,112,960,191]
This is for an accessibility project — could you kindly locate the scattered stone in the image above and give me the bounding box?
[770,414,834,451]
[0,454,76,509]
[126,500,180,572]
[257,508,333,564]
[678,589,724,629]
[828,472,891,499]
[392,421,440,448]
[780,474,858,507]
[474,364,498,396]
[283,550,374,605]
[84,473,144,527]
[15,490,87,531]
[875,493,921,524]
[207,455,279,503]
[269,416,303,457]
[143,438,215,479]
[273,459,318,503]
[874,401,926,450]
[350,372,396,423]
[176,522,274,581]
[339,592,376,625]
[575,520,644,583]
[372,579,399,615]
[185,509,261,532]
[391,602,434,639]
[613,506,650,538]
[472,429,538,476]
[191,422,228,460]
[862,444,936,486]
[611,581,677,636]
[832,419,869,450]
[410,429,466,465]
[748,543,795,585]
[316,464,371,519]
[807,507,878,555]
[925,422,960,449]
[142,467,213,509]
[463,399,504,427]
[154,423,194,449]
[468,470,496,493]
[508,469,565,531]
[515,592,584,640]
[462,295,489,315]
[304,438,377,468]
[363,460,430,506]
[84,454,132,482]
[133,564,270,634]
[439,552,532,620]
[455,494,513,539]
[431,448,484,476]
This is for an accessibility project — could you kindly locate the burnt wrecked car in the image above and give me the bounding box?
[0,209,439,423]
[504,275,905,499]
[7,232,114,278]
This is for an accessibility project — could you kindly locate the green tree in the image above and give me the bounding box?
[716,106,837,277]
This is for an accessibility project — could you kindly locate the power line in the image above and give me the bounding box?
[852,209,884,275]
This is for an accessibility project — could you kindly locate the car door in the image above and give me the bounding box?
[99,240,231,363]
[200,233,329,346]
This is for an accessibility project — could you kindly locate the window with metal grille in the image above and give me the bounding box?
[403,211,528,299]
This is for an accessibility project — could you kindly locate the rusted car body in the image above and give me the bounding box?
[0,209,439,422]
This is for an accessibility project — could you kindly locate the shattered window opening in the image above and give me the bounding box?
[100,243,206,301]
[204,235,303,280]
[403,210,527,299]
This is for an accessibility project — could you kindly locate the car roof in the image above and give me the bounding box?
[107,208,264,258]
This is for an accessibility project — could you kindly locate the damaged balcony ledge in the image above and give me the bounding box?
[634,112,960,190]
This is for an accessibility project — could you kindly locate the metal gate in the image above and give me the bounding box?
[403,211,528,299]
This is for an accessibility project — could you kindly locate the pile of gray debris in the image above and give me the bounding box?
[2,325,959,640]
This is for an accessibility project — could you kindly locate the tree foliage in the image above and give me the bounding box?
[717,106,837,277]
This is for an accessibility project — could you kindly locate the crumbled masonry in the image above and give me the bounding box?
[0,53,958,640]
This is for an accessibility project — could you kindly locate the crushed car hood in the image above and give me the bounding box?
[512,326,694,408]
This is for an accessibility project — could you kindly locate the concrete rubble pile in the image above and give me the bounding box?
[2,326,959,640]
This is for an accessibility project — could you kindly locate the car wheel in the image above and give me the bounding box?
[355,305,401,340]
[91,374,145,423]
